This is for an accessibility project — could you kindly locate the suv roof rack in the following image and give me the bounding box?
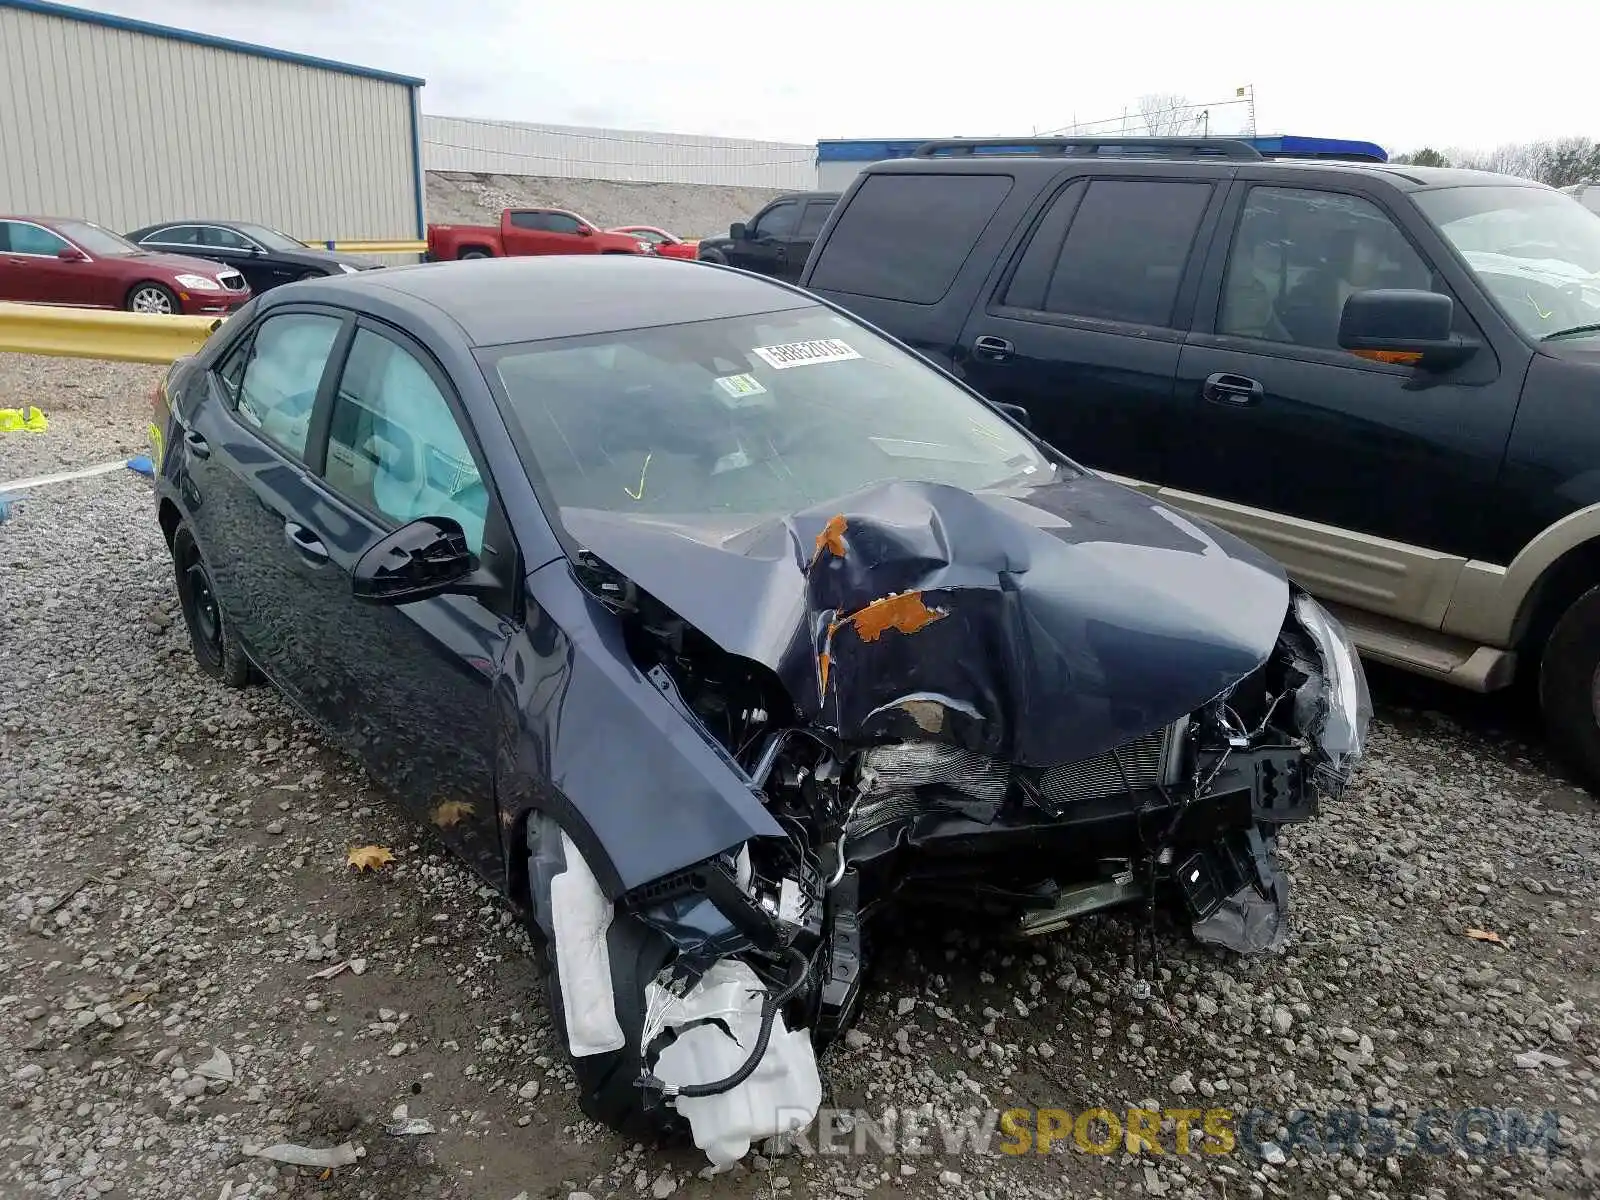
[911,136,1264,162]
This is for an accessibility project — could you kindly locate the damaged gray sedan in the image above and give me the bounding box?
[151,256,1370,1168]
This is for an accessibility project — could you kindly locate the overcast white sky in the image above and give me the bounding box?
[80,0,1589,154]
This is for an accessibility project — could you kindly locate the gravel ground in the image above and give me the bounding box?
[3,352,1600,1200]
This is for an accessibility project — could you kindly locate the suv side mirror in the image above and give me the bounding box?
[729,222,747,240]
[1339,289,1477,370]
[352,516,496,606]
[57,246,87,262]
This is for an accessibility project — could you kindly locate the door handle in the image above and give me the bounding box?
[775,247,787,259]
[973,335,1015,362]
[1202,372,1264,405]
[284,521,329,564]
[183,429,210,459]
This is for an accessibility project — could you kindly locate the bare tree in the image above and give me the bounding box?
[1137,94,1204,138]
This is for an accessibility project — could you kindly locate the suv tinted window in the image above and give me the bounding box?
[1020,180,1211,327]
[808,173,1014,304]
[1221,187,1433,350]
[752,202,799,239]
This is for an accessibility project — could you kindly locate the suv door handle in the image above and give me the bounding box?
[183,429,210,459]
[973,335,1015,362]
[284,521,329,564]
[1202,372,1264,405]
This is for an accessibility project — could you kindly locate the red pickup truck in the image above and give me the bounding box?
[425,209,655,261]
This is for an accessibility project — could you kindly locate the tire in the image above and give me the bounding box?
[1539,584,1600,789]
[459,249,490,260]
[698,248,727,265]
[127,282,178,314]
[170,523,250,688]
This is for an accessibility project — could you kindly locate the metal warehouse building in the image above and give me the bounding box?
[0,0,426,241]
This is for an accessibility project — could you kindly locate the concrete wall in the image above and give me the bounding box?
[0,0,423,239]
[424,115,815,191]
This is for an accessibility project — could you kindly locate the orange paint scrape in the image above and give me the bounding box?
[850,591,946,643]
[812,514,848,565]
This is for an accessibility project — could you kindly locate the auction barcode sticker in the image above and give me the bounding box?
[751,338,862,370]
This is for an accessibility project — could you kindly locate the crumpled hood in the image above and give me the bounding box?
[564,475,1290,767]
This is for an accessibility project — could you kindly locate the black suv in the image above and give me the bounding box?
[697,191,839,283]
[799,136,1600,786]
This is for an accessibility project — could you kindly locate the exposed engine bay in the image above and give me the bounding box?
[539,479,1372,1165]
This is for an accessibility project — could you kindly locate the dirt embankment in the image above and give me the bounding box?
[425,171,790,241]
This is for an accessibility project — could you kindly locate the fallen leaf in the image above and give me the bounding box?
[346,846,394,873]
[1465,928,1503,944]
[431,800,475,829]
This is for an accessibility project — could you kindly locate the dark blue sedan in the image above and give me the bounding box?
[149,255,1369,1163]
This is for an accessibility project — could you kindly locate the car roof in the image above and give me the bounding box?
[868,153,1542,192]
[313,255,817,346]
[776,191,841,202]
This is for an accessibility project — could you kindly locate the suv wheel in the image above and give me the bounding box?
[1539,584,1600,788]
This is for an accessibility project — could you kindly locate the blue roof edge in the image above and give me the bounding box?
[1,0,426,87]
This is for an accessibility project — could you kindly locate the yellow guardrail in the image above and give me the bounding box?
[0,302,225,365]
[303,239,429,254]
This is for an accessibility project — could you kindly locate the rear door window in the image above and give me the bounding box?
[807,173,1014,304]
[225,312,343,459]
[1007,179,1211,327]
[148,225,203,246]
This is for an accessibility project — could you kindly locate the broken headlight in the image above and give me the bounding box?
[1291,593,1372,784]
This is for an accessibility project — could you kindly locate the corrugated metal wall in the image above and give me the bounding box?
[424,116,816,190]
[0,4,420,239]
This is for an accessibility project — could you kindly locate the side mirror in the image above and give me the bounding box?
[1338,289,1477,370]
[993,401,1032,429]
[57,246,87,262]
[576,226,593,236]
[729,222,747,240]
[351,516,495,606]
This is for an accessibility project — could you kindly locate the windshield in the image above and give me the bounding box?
[1416,185,1600,340]
[55,220,140,257]
[482,305,1066,526]
[235,223,307,252]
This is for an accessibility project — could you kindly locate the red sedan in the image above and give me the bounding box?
[609,225,700,260]
[0,216,252,315]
